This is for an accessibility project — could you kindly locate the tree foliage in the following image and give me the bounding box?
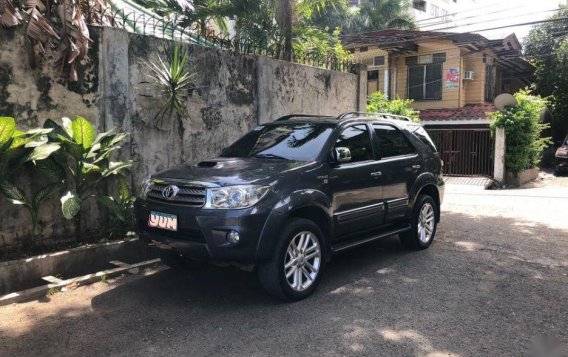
[367,91,420,122]
[347,0,416,33]
[524,4,568,141]
[0,0,114,81]
[292,26,353,64]
[490,90,552,173]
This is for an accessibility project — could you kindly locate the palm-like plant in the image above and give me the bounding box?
[133,0,229,35]
[144,42,196,126]
[0,0,113,81]
[346,0,416,33]
[0,117,63,242]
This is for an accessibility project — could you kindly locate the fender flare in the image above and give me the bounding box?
[408,172,441,220]
[255,189,332,261]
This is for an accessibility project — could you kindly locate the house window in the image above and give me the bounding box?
[413,0,426,11]
[374,56,385,66]
[368,70,379,81]
[485,64,495,102]
[430,4,440,16]
[359,46,368,52]
[368,70,380,93]
[408,63,443,100]
[406,53,445,100]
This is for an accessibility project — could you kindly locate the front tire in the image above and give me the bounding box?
[400,194,438,250]
[257,218,325,301]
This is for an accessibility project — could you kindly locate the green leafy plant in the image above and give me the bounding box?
[98,177,136,239]
[43,116,133,240]
[524,4,568,142]
[292,26,353,68]
[145,43,197,126]
[490,90,552,173]
[0,117,63,241]
[367,91,420,122]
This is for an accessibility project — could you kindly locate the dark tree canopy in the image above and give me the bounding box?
[524,4,568,141]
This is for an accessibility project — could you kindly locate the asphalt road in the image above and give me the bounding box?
[1,176,567,357]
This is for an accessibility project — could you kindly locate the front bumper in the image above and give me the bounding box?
[556,156,568,169]
[135,199,271,262]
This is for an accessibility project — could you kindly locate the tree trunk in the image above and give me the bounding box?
[278,0,293,61]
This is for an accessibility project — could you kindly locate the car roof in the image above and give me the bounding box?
[269,113,419,129]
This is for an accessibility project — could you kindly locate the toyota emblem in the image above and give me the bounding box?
[162,185,180,200]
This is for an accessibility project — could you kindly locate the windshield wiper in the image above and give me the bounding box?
[253,153,288,160]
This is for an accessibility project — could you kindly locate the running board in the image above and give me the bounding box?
[331,225,411,253]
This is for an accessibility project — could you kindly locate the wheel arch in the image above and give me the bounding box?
[417,185,440,221]
[288,205,333,257]
[255,190,333,262]
[409,173,441,222]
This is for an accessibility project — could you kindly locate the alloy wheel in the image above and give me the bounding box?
[417,202,435,244]
[284,231,321,292]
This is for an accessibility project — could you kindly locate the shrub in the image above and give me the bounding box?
[0,117,63,243]
[43,116,133,241]
[490,90,552,173]
[367,91,420,122]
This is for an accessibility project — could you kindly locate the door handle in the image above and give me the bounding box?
[371,171,382,177]
[411,165,421,169]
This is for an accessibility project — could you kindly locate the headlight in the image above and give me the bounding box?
[556,148,568,158]
[140,177,152,199]
[205,185,269,209]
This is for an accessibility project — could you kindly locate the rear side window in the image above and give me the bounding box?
[373,124,416,159]
[335,125,374,162]
[412,126,437,152]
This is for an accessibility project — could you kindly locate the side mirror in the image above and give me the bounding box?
[334,147,352,164]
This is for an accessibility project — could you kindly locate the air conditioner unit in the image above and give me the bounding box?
[464,71,475,80]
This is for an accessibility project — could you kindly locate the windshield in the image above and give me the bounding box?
[220,123,334,161]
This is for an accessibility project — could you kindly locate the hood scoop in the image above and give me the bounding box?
[197,161,218,168]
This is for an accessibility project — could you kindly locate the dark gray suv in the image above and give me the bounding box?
[136,112,445,301]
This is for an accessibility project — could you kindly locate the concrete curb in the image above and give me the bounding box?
[0,238,157,295]
[0,258,162,306]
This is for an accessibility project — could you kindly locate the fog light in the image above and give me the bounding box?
[226,230,240,244]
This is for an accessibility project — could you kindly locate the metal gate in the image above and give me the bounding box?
[426,128,494,177]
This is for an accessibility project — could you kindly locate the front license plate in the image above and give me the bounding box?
[148,211,178,231]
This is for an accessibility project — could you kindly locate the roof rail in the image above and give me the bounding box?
[275,114,335,121]
[337,112,412,121]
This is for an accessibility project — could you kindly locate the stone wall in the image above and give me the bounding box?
[0,26,363,246]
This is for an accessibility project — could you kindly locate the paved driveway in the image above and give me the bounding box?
[1,177,567,356]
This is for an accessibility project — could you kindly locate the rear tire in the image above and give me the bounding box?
[400,194,438,250]
[257,218,325,302]
[160,252,205,270]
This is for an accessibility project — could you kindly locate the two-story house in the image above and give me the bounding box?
[341,29,534,176]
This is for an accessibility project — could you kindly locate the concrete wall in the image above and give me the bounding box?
[0,26,362,246]
[0,27,103,245]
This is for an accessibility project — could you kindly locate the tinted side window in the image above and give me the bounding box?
[412,126,437,152]
[335,125,373,162]
[373,125,415,158]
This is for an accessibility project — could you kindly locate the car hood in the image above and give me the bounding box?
[152,157,318,187]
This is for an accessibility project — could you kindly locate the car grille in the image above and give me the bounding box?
[147,183,206,207]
